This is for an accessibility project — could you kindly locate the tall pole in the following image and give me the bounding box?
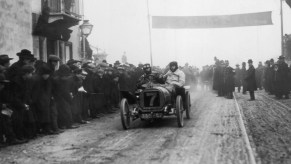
[146,0,153,66]
[280,0,284,56]
[83,35,86,59]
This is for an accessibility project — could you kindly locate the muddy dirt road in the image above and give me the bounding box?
[235,90,291,164]
[0,91,253,164]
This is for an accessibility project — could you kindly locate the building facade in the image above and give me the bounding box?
[0,0,33,63]
[0,0,83,64]
[32,0,83,64]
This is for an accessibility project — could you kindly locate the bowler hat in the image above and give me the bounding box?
[0,54,13,61]
[58,64,71,76]
[278,56,285,60]
[105,67,113,71]
[114,60,121,65]
[97,69,104,73]
[38,64,52,75]
[48,55,61,61]
[117,66,125,70]
[67,59,81,66]
[20,65,35,75]
[17,49,34,59]
[248,59,253,63]
[143,63,151,69]
[82,62,94,69]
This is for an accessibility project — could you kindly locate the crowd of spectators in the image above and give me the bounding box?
[0,49,200,148]
[201,55,291,100]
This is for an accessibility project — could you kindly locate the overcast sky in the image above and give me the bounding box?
[84,0,291,68]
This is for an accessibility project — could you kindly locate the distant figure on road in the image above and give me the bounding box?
[256,61,264,90]
[234,64,242,93]
[223,60,235,99]
[273,56,289,99]
[241,62,248,94]
[245,59,257,101]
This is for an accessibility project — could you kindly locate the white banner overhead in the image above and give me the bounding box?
[152,11,273,29]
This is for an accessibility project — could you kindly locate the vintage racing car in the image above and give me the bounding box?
[120,78,191,129]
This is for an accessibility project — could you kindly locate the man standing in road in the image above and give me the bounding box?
[223,60,235,99]
[245,59,257,101]
[241,62,248,94]
[274,56,289,99]
[234,64,242,93]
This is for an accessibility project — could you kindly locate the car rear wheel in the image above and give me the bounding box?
[120,98,131,130]
[176,95,184,127]
[185,91,191,119]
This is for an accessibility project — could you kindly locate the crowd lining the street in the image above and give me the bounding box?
[200,56,290,101]
[1,49,289,148]
[0,49,198,147]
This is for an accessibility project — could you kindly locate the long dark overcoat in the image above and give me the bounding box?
[31,75,52,123]
[245,65,257,92]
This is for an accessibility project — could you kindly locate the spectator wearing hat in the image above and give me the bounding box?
[114,60,121,68]
[223,60,235,99]
[273,56,289,99]
[31,64,59,135]
[244,59,257,101]
[103,67,117,112]
[241,62,248,94]
[117,66,131,92]
[68,64,88,124]
[54,65,78,129]
[264,60,274,94]
[234,64,242,92]
[0,54,13,69]
[46,54,63,133]
[212,59,222,94]
[82,62,101,118]
[47,54,61,74]
[10,65,35,140]
[269,58,276,94]
[263,60,271,92]
[93,68,108,115]
[0,74,27,146]
[67,59,81,70]
[255,62,264,90]
[6,49,35,82]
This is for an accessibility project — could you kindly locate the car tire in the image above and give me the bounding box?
[176,95,184,127]
[120,98,131,130]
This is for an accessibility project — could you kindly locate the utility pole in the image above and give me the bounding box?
[146,0,153,66]
[281,0,284,56]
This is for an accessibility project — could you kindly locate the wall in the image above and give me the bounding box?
[0,0,32,62]
[69,25,82,60]
[31,0,41,14]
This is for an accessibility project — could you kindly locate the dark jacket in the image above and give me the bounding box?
[245,65,257,91]
[6,60,26,82]
[31,75,52,123]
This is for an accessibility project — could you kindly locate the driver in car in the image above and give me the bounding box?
[136,63,163,89]
[163,61,186,94]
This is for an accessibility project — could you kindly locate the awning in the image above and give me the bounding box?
[33,7,78,41]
